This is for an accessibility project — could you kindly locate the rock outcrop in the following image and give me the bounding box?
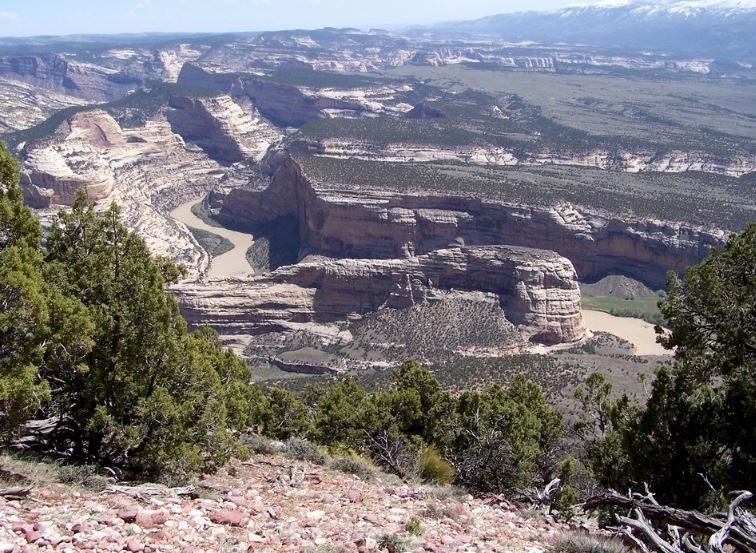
[20,111,124,206]
[175,244,584,345]
[0,55,139,102]
[302,138,756,178]
[176,63,365,127]
[167,95,282,164]
[19,108,236,279]
[210,154,727,290]
[0,78,90,132]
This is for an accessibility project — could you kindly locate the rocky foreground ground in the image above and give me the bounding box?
[0,451,572,552]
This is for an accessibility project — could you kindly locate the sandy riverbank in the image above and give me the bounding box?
[582,309,669,356]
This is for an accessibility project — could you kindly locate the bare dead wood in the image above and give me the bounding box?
[0,486,32,498]
[585,489,756,553]
[525,478,561,509]
[709,491,753,553]
[617,508,679,553]
[104,483,197,499]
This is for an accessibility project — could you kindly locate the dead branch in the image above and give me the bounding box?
[0,486,32,498]
[525,478,561,509]
[585,489,756,553]
[104,483,197,499]
[709,491,752,553]
[617,508,679,553]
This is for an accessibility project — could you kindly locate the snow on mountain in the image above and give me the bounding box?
[432,0,756,59]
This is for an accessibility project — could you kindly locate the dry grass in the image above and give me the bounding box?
[0,452,109,491]
[551,533,632,553]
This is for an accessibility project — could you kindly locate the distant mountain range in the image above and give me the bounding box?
[427,1,756,59]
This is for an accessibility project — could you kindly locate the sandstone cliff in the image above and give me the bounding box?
[167,94,282,164]
[19,109,235,279]
[303,138,756,178]
[0,55,138,102]
[175,244,584,345]
[176,63,365,127]
[209,154,727,290]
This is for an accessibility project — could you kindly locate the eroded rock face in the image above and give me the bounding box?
[20,111,122,206]
[19,108,233,279]
[304,138,756,178]
[211,155,727,290]
[177,63,365,127]
[174,244,584,345]
[167,95,282,164]
[0,55,140,102]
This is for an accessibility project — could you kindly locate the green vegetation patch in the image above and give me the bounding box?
[295,153,755,230]
[189,201,223,228]
[581,293,664,326]
[580,275,665,324]
[187,226,234,258]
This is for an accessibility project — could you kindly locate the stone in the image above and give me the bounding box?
[135,510,167,529]
[118,509,138,523]
[209,509,245,527]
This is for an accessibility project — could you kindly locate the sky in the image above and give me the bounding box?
[0,0,617,38]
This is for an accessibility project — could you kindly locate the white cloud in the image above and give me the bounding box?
[0,11,18,20]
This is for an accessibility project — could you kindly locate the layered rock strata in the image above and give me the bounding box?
[176,63,366,127]
[302,138,756,178]
[19,109,233,278]
[174,245,584,345]
[167,94,282,163]
[0,55,138,101]
[210,155,727,290]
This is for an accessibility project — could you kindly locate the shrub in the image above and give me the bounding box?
[551,456,582,522]
[310,547,349,553]
[415,446,455,485]
[329,455,375,480]
[241,433,283,455]
[404,517,424,536]
[284,438,326,465]
[262,388,311,440]
[377,533,407,553]
[421,504,457,520]
[56,464,110,491]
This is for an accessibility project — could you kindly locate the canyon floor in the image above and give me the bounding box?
[580,311,666,356]
[170,200,667,360]
[0,451,570,553]
[171,199,254,279]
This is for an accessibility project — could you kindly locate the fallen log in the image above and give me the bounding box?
[104,484,197,499]
[584,489,756,553]
[0,486,32,498]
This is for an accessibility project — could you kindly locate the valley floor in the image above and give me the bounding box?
[581,310,667,356]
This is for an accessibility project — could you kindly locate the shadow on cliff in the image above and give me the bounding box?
[245,215,301,273]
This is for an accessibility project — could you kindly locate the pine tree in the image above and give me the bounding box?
[43,192,254,478]
[0,142,93,440]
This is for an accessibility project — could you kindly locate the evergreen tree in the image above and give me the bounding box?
[626,226,756,507]
[42,192,254,478]
[0,143,93,440]
[313,376,369,446]
[576,226,756,508]
[447,374,564,493]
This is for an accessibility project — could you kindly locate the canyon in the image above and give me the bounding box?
[4,25,754,370]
